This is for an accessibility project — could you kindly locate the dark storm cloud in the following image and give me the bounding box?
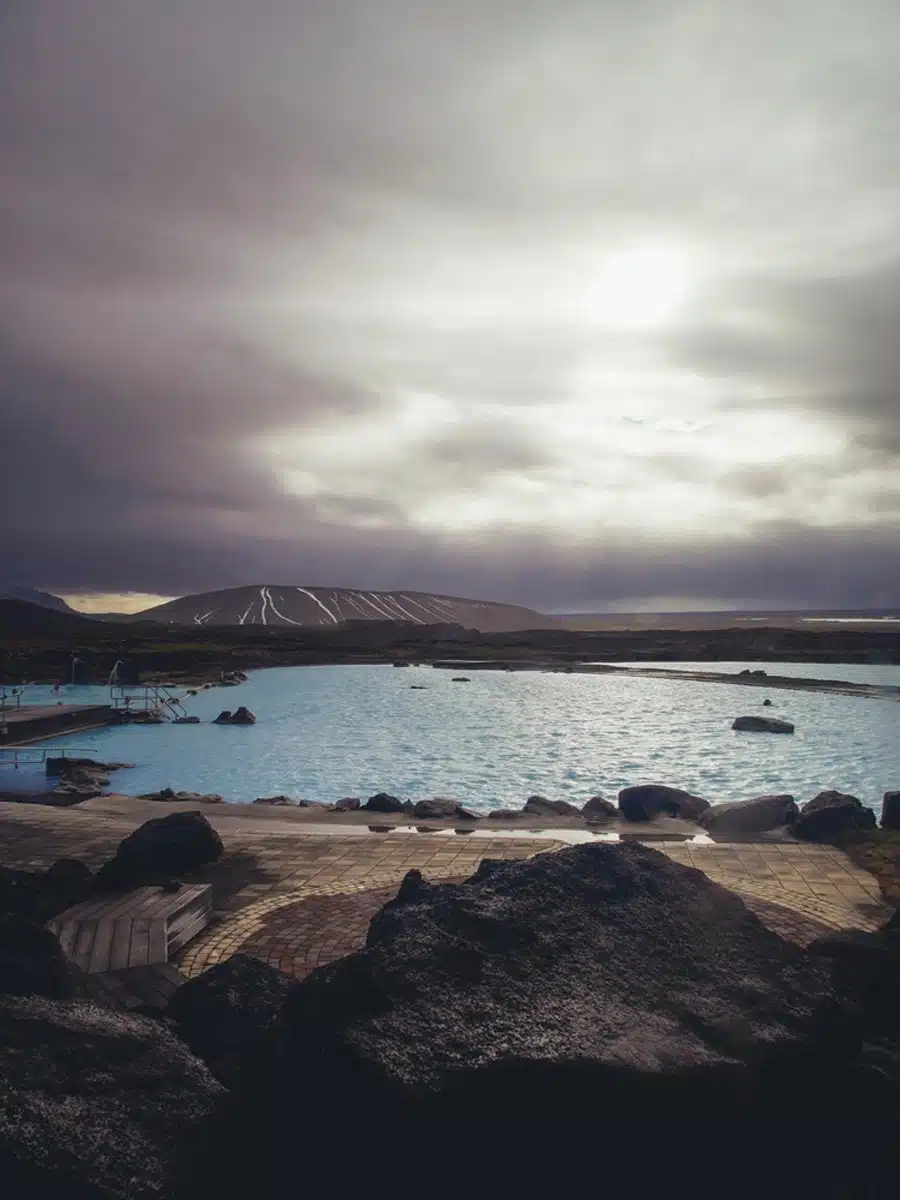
[3,0,900,611]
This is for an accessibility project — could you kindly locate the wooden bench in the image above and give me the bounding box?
[49,884,212,973]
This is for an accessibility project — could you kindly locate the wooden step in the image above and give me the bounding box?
[49,884,212,973]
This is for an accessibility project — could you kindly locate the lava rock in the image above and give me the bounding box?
[213,710,234,724]
[522,795,583,818]
[253,795,300,807]
[214,843,853,1143]
[451,676,471,682]
[363,792,406,814]
[699,794,798,837]
[618,784,710,822]
[167,953,292,1085]
[174,716,201,724]
[412,798,478,820]
[794,791,877,841]
[732,715,795,734]
[230,706,256,725]
[763,699,773,707]
[882,791,900,832]
[0,995,224,1199]
[96,812,224,891]
[332,797,361,811]
[487,809,525,820]
[0,915,74,999]
[0,861,94,923]
[582,795,619,821]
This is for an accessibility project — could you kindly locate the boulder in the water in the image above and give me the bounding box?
[582,795,618,821]
[732,715,794,733]
[618,784,710,822]
[412,798,478,820]
[363,792,406,814]
[881,791,900,832]
[522,795,583,818]
[96,811,224,890]
[700,794,798,837]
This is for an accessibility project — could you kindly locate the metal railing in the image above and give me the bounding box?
[0,746,98,770]
[109,684,188,721]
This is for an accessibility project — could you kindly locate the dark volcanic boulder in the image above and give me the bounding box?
[332,796,361,811]
[213,710,233,724]
[0,995,224,1199]
[699,794,798,837]
[96,812,224,890]
[253,795,299,806]
[0,915,74,999]
[732,715,795,733]
[167,953,292,1085]
[618,784,710,822]
[230,707,256,725]
[0,860,94,922]
[582,794,618,821]
[882,791,900,832]
[487,808,525,820]
[522,795,583,818]
[412,798,478,820]
[794,791,877,841]
[363,792,406,814]
[213,843,854,1148]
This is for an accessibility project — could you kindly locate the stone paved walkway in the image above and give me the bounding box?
[0,802,892,983]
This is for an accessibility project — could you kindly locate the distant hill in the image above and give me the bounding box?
[0,598,109,637]
[0,586,75,613]
[136,585,559,633]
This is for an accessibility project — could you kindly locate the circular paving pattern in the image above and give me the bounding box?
[179,876,844,981]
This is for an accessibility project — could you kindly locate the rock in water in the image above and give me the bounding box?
[96,812,224,890]
[794,791,877,841]
[881,791,900,832]
[363,792,406,813]
[699,794,798,837]
[618,784,710,822]
[412,798,478,820]
[0,995,224,1199]
[732,715,795,733]
[167,953,292,1085]
[217,844,848,1140]
[522,795,583,818]
[582,794,618,821]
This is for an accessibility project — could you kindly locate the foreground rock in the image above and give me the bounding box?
[0,859,94,922]
[213,843,851,1138]
[0,914,75,999]
[97,812,224,891]
[794,791,877,842]
[412,798,478,820]
[618,784,710,822]
[167,953,292,1085]
[732,715,795,733]
[0,995,224,1199]
[331,796,360,811]
[699,794,798,837]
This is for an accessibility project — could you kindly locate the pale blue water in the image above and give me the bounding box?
[8,663,899,813]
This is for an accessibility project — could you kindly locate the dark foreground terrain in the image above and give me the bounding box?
[1,598,898,686]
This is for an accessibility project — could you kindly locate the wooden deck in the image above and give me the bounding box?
[77,963,187,1010]
[49,884,212,973]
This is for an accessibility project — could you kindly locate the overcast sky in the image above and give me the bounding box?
[2,0,900,613]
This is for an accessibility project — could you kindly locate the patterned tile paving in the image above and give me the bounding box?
[1,802,893,984]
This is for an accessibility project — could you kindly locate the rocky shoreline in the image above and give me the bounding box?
[1,808,899,1192]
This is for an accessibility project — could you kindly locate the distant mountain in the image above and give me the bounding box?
[136,585,559,633]
[0,598,108,637]
[0,586,75,613]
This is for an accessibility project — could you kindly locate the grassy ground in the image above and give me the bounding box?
[840,830,900,908]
